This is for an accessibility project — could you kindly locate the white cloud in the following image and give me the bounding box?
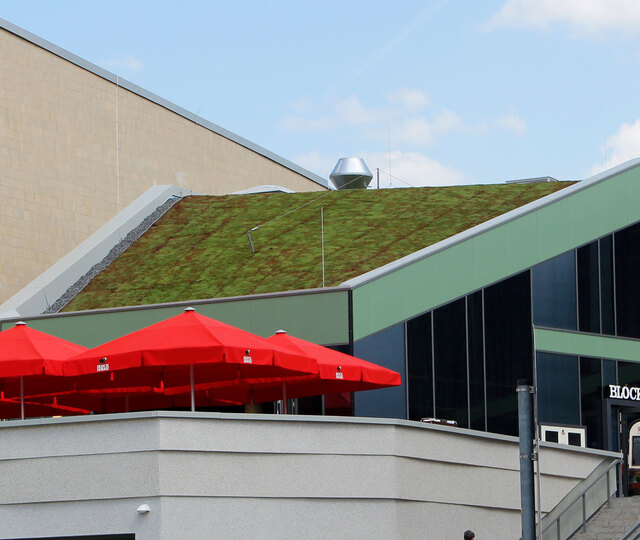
[494,106,527,137]
[363,150,467,187]
[388,89,430,111]
[295,151,337,179]
[104,53,144,73]
[391,110,465,147]
[591,119,640,175]
[296,150,467,188]
[334,95,387,126]
[485,0,640,35]
[281,95,386,132]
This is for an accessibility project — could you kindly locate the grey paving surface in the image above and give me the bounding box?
[573,496,640,540]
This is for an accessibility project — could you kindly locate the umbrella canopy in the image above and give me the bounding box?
[0,321,87,377]
[55,308,318,410]
[0,321,88,419]
[194,329,402,405]
[38,387,241,414]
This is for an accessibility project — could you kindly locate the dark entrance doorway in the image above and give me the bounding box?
[604,399,640,496]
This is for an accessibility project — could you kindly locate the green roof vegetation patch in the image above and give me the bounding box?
[64,182,574,311]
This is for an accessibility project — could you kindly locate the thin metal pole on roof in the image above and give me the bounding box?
[321,207,325,288]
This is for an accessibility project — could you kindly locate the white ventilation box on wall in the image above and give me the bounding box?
[541,424,586,447]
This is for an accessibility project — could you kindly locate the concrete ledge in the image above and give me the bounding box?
[0,412,620,540]
[0,185,191,319]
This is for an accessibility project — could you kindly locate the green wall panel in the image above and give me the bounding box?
[1,290,349,347]
[352,165,640,340]
[534,328,640,363]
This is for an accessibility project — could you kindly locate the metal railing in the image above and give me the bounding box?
[621,520,640,540]
[539,458,621,540]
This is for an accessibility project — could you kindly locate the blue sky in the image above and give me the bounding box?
[3,0,640,187]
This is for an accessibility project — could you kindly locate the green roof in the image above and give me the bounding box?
[63,182,574,311]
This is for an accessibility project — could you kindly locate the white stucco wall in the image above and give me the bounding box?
[0,412,619,540]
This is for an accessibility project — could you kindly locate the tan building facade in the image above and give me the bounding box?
[0,19,326,304]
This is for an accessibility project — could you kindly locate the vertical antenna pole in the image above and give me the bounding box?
[321,207,325,287]
[377,168,380,189]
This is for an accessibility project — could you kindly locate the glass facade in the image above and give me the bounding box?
[434,299,468,427]
[532,251,577,330]
[484,272,532,435]
[351,220,640,448]
[353,323,406,419]
[407,312,433,421]
[616,223,640,338]
[536,352,580,426]
[580,356,603,449]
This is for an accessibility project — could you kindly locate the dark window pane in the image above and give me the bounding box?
[580,357,603,449]
[485,271,533,436]
[434,298,468,427]
[537,352,580,426]
[633,437,640,466]
[354,323,406,419]
[618,361,640,387]
[407,312,433,421]
[532,251,577,330]
[600,236,615,335]
[568,432,582,446]
[603,359,617,386]
[615,222,640,338]
[578,242,600,333]
[468,291,485,431]
[545,430,559,443]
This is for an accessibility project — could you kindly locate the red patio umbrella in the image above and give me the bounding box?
[57,308,318,411]
[37,386,241,414]
[0,321,88,419]
[0,397,90,420]
[183,330,401,409]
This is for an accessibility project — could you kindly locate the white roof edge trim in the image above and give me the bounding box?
[0,17,328,189]
[342,158,640,288]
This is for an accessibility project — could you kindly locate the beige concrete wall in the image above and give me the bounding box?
[0,27,325,304]
[0,412,620,540]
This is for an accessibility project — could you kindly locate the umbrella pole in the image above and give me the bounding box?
[190,364,195,412]
[282,381,287,415]
[20,376,24,420]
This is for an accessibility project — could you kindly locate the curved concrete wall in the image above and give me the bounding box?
[0,412,619,539]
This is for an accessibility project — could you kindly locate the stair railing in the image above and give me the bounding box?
[539,458,620,540]
[621,520,640,540]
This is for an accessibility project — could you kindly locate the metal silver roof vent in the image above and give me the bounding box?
[330,157,373,190]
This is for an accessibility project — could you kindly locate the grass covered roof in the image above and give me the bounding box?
[63,182,574,311]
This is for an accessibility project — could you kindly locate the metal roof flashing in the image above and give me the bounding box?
[342,158,640,288]
[0,17,328,189]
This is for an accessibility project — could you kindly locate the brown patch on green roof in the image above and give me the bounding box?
[63,182,575,311]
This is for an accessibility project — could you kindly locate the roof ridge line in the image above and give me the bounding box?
[341,158,640,288]
[0,17,328,189]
